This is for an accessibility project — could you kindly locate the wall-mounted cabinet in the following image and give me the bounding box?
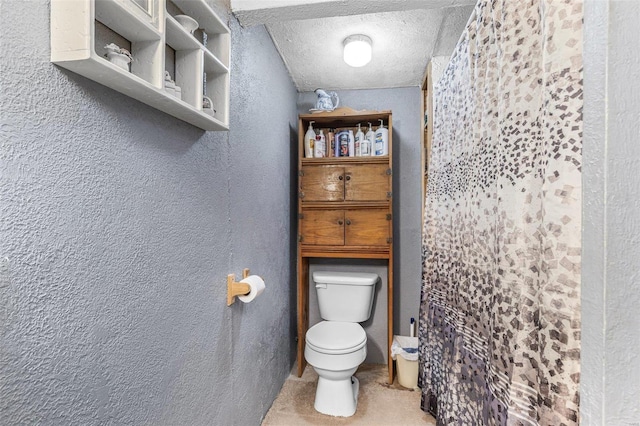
[51,0,230,131]
[296,109,395,384]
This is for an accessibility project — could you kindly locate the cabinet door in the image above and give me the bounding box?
[300,166,344,202]
[344,209,390,246]
[300,210,344,245]
[344,164,390,202]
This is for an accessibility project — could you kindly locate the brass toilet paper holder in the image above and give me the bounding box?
[227,268,251,306]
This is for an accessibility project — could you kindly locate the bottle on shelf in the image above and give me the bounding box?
[348,130,355,157]
[375,119,389,156]
[328,129,335,157]
[365,122,375,157]
[337,130,349,157]
[355,123,365,157]
[305,121,315,158]
[314,128,326,158]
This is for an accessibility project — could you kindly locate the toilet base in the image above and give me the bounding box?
[314,375,360,417]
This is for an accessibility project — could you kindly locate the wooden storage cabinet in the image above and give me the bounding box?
[296,109,395,384]
[300,167,345,202]
[300,163,390,202]
[345,208,390,246]
[300,208,390,247]
[300,209,345,245]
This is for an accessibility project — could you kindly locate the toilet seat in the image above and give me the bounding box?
[306,321,366,355]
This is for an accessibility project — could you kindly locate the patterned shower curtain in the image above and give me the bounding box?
[419,0,582,425]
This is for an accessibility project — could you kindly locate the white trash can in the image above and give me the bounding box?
[391,335,419,389]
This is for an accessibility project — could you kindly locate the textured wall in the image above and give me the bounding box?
[0,1,297,425]
[582,0,640,423]
[298,87,422,351]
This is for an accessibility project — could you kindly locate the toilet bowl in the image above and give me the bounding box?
[305,321,367,417]
[304,271,378,417]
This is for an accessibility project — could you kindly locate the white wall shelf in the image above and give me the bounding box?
[51,0,230,131]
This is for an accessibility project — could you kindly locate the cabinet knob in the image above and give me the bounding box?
[345,175,351,181]
[338,175,343,181]
[345,219,351,225]
[338,220,343,225]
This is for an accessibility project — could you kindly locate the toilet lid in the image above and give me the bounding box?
[306,321,366,355]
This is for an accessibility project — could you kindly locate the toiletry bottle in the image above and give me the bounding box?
[364,122,375,157]
[348,130,355,157]
[314,128,326,158]
[338,131,349,157]
[375,119,389,156]
[328,129,335,157]
[305,121,315,158]
[355,123,364,157]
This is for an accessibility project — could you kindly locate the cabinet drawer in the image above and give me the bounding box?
[344,164,390,202]
[300,166,344,202]
[300,209,344,245]
[345,209,390,246]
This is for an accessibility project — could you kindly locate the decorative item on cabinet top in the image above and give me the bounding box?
[310,89,340,112]
[50,0,230,131]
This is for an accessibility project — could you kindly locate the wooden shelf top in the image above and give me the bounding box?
[299,108,391,126]
[301,156,389,166]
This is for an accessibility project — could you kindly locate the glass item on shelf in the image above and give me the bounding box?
[174,15,198,34]
[104,43,132,71]
[203,96,215,116]
[164,70,176,95]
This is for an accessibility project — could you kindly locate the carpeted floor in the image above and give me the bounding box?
[262,364,436,425]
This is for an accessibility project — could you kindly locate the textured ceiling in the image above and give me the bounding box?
[231,0,475,92]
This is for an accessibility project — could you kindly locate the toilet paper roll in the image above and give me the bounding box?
[238,275,265,303]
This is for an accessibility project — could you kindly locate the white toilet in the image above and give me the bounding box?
[304,271,378,417]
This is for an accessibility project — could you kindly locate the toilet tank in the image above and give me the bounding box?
[313,271,378,322]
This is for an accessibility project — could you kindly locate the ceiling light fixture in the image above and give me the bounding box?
[343,34,372,67]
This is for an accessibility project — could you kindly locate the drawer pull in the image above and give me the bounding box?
[345,175,351,181]
[338,220,343,225]
[338,175,343,180]
[345,219,351,225]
